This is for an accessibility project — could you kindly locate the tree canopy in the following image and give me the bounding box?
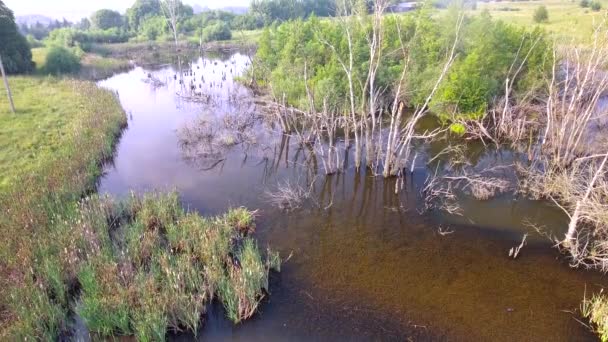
[127,0,161,31]
[251,0,336,24]
[0,0,34,73]
[91,9,124,30]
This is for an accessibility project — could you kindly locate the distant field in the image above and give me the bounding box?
[466,0,608,42]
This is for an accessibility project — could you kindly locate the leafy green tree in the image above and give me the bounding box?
[202,22,232,42]
[91,9,123,30]
[251,0,336,25]
[0,0,34,73]
[127,0,161,32]
[140,15,167,41]
[533,5,548,23]
[76,18,91,30]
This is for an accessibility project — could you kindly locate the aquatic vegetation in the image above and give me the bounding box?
[75,194,279,339]
[583,292,608,341]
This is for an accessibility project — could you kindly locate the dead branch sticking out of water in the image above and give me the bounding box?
[422,167,463,216]
[443,174,511,201]
[265,178,315,211]
[509,234,528,259]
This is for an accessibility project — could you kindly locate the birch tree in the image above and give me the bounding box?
[161,0,180,48]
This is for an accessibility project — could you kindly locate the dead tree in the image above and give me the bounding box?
[358,0,388,168]
[0,55,15,113]
[542,22,608,168]
[161,0,181,49]
[384,13,464,178]
[318,0,362,169]
[564,153,608,249]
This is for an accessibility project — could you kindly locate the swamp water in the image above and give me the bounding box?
[97,51,607,341]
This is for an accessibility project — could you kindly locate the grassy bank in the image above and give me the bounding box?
[0,76,279,339]
[0,76,127,338]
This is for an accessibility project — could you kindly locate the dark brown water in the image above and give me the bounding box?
[97,51,607,341]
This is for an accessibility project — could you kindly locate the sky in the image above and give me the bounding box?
[4,0,251,20]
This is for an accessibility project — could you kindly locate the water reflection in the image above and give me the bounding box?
[98,50,605,341]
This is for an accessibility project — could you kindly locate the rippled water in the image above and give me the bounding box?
[97,50,606,341]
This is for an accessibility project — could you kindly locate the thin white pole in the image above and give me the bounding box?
[0,55,15,114]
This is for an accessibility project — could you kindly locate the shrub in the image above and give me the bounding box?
[581,0,590,7]
[591,1,602,11]
[202,22,232,43]
[533,5,549,23]
[44,46,81,75]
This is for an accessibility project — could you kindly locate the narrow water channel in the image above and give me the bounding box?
[97,50,606,341]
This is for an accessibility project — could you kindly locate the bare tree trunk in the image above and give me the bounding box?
[564,153,608,246]
[161,0,180,49]
[0,56,15,114]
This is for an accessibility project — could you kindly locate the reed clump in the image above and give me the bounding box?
[75,193,280,339]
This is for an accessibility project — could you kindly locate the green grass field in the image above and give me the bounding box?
[469,0,608,42]
[0,77,100,188]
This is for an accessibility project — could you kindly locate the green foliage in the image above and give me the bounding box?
[46,28,130,49]
[232,13,266,30]
[251,0,336,25]
[91,9,124,30]
[202,22,232,42]
[591,1,602,11]
[580,0,590,8]
[127,0,161,32]
[44,46,81,75]
[582,294,608,342]
[449,123,466,135]
[433,14,549,120]
[533,5,549,23]
[140,15,167,41]
[76,18,91,30]
[26,34,43,48]
[253,9,550,123]
[0,1,34,73]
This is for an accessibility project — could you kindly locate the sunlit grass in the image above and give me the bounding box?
[0,77,114,188]
[464,0,608,43]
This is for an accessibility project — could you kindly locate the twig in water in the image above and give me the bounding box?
[509,234,528,259]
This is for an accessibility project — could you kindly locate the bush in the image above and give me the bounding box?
[533,5,549,23]
[581,0,590,7]
[591,1,602,11]
[44,46,81,75]
[202,22,232,42]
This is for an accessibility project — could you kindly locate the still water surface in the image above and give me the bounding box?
[98,51,606,341]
